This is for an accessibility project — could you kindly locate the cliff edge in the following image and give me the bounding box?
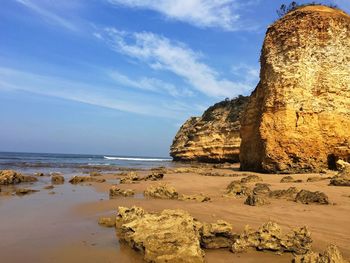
[171,96,249,163]
[240,5,350,173]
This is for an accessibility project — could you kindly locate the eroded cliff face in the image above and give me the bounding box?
[171,96,249,163]
[240,6,350,173]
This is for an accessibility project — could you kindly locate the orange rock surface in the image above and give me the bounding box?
[240,6,350,173]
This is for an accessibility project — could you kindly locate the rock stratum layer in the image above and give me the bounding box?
[170,96,249,163]
[240,6,350,173]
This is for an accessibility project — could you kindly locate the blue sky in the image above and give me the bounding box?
[0,0,349,157]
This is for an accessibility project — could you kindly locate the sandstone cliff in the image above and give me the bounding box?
[240,5,350,173]
[170,96,249,163]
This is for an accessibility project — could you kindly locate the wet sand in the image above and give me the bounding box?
[0,165,349,262]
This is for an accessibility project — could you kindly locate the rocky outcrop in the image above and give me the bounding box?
[232,222,312,255]
[109,186,135,198]
[0,170,38,185]
[116,207,204,263]
[68,176,105,184]
[240,6,350,173]
[293,244,349,263]
[171,96,249,163]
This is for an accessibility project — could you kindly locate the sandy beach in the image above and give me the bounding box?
[1,164,349,262]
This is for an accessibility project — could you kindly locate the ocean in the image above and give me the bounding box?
[0,151,173,173]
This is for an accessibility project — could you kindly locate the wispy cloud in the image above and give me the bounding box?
[0,67,196,119]
[108,0,244,31]
[97,28,255,98]
[15,0,78,31]
[108,70,193,97]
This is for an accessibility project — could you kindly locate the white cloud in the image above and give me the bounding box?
[108,0,241,31]
[98,28,255,98]
[108,70,193,97]
[15,0,78,31]
[0,67,195,119]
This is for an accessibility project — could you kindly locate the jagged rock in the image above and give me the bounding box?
[143,172,164,181]
[330,160,350,186]
[240,175,263,183]
[232,222,312,255]
[69,176,105,184]
[295,190,329,205]
[226,181,252,197]
[144,184,179,200]
[240,5,350,173]
[253,183,271,195]
[307,177,326,182]
[244,194,270,206]
[170,96,249,163]
[330,176,350,187]
[98,216,116,228]
[116,206,204,263]
[293,244,349,263]
[0,170,38,185]
[34,172,45,177]
[269,187,299,199]
[51,174,65,184]
[120,172,140,184]
[116,206,146,224]
[109,186,135,198]
[200,220,235,249]
[281,176,303,183]
[179,193,210,202]
[15,188,39,195]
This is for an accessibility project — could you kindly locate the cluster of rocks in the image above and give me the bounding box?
[144,183,210,203]
[119,172,164,184]
[69,176,105,184]
[112,206,348,263]
[225,179,330,206]
[0,170,38,185]
[109,186,135,198]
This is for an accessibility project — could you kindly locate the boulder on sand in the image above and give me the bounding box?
[116,206,204,263]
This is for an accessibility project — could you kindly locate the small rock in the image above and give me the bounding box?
[144,183,179,199]
[244,194,270,206]
[280,176,302,183]
[120,172,140,184]
[143,172,164,181]
[293,244,348,263]
[51,174,65,184]
[200,220,235,249]
[43,185,54,190]
[253,183,271,195]
[269,187,299,200]
[180,193,210,202]
[307,177,325,182]
[240,175,263,184]
[295,190,329,205]
[34,172,45,177]
[22,175,38,183]
[69,176,105,184]
[109,186,135,198]
[15,188,39,195]
[232,222,312,255]
[226,181,252,197]
[98,216,116,228]
[0,170,23,185]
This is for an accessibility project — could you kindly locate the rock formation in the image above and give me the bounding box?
[116,207,204,263]
[171,96,249,163]
[240,5,350,173]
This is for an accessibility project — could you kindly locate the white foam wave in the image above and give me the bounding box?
[103,156,171,162]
